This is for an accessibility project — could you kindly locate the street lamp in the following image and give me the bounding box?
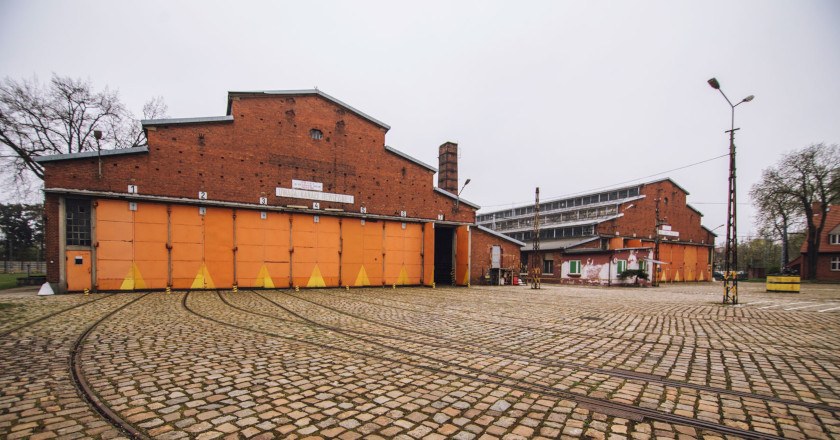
[708,77,753,305]
[453,178,471,212]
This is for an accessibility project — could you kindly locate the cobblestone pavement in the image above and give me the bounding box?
[1,282,839,439]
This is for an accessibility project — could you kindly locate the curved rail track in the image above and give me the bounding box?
[69,293,151,440]
[307,288,840,360]
[184,290,793,440]
[258,290,840,414]
[0,293,116,339]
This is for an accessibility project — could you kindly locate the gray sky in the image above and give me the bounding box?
[2,1,839,244]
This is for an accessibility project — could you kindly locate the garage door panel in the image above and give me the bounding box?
[97,240,133,261]
[96,220,133,241]
[135,223,168,241]
[96,199,133,222]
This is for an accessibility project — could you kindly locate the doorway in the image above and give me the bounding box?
[434,226,454,285]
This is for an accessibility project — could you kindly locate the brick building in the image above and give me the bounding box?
[37,89,516,292]
[799,205,840,281]
[476,179,717,285]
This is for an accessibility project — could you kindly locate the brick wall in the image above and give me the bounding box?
[597,180,714,245]
[43,94,475,224]
[470,228,521,285]
[44,194,60,284]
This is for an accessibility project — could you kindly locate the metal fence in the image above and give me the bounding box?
[0,261,47,274]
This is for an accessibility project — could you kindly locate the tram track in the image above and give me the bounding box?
[186,290,789,440]
[0,293,116,338]
[69,293,151,440]
[316,288,840,360]
[257,290,840,414]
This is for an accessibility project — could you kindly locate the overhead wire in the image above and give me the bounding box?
[477,152,730,210]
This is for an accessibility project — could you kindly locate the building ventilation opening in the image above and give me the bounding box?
[434,225,455,285]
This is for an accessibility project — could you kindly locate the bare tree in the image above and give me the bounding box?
[0,74,166,183]
[753,143,840,279]
[751,171,801,268]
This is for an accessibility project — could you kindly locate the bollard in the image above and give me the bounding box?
[345,285,349,291]
[294,285,300,292]
[165,286,171,295]
[432,282,435,289]
[392,284,396,290]
[84,288,90,296]
[232,285,238,293]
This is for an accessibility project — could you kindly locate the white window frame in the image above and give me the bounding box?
[832,256,840,271]
[569,260,581,275]
[830,234,840,245]
[617,259,627,274]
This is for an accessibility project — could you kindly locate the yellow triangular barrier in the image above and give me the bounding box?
[660,270,667,283]
[397,266,409,285]
[120,263,147,290]
[462,268,470,286]
[191,263,215,289]
[256,265,275,288]
[354,266,370,286]
[674,270,682,282]
[307,265,326,288]
[698,270,706,282]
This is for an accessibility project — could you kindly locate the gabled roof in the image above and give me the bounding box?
[227,89,390,131]
[433,187,480,210]
[142,115,233,126]
[385,146,437,172]
[34,146,149,163]
[643,178,691,195]
[476,225,526,247]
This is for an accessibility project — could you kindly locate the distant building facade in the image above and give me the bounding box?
[799,204,840,281]
[476,179,717,285]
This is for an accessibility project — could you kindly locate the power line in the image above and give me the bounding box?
[478,152,730,210]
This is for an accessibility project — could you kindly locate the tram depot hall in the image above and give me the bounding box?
[37,90,519,293]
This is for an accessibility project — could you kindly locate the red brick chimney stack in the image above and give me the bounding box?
[438,142,458,194]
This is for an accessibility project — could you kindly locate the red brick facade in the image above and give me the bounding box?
[470,227,522,285]
[800,205,840,281]
[39,91,479,289]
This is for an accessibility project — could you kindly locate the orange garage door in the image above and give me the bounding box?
[384,221,423,286]
[236,210,291,288]
[291,214,340,288]
[170,206,234,289]
[95,200,168,290]
[341,219,384,287]
[455,225,471,286]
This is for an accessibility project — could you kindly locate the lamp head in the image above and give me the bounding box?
[707,78,720,90]
[743,95,754,102]
[464,178,471,186]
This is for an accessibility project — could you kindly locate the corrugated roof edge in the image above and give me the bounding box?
[142,115,234,126]
[34,146,149,163]
[520,236,601,252]
[227,89,391,131]
[433,187,480,210]
[476,225,526,246]
[384,145,437,172]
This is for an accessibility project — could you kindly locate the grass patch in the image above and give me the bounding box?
[0,273,45,290]
[0,302,19,310]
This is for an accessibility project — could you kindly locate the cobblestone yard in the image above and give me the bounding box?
[1,282,839,439]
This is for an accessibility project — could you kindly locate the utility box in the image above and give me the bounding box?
[766,276,800,293]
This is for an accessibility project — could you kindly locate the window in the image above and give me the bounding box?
[66,199,91,246]
[617,260,627,274]
[310,129,323,140]
[569,260,581,275]
[830,234,840,245]
[638,259,646,272]
[832,257,840,271]
[543,259,554,275]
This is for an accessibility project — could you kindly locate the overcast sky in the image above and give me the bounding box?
[2,1,839,244]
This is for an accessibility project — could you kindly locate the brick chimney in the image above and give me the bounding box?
[437,142,458,194]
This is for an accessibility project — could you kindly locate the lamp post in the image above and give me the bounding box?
[708,77,753,305]
[453,178,471,212]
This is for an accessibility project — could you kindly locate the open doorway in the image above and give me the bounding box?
[434,225,455,285]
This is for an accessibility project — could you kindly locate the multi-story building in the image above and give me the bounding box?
[797,204,840,281]
[477,179,717,285]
